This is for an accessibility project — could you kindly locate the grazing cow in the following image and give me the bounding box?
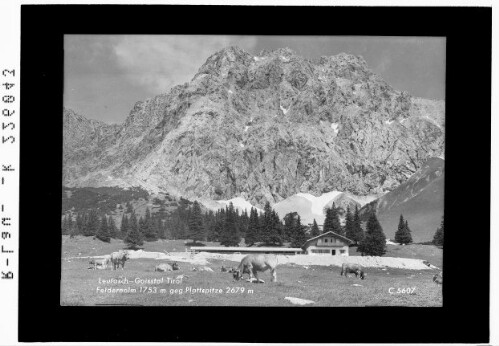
[233,254,278,283]
[88,258,110,270]
[110,250,129,270]
[155,263,173,272]
[172,262,180,271]
[221,266,228,272]
[433,271,443,285]
[340,263,366,280]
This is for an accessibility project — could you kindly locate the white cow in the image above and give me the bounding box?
[233,254,278,283]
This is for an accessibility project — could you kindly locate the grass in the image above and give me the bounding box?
[61,237,443,307]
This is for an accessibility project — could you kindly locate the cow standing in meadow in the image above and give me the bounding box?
[433,271,443,285]
[110,250,130,270]
[340,263,366,280]
[88,257,110,270]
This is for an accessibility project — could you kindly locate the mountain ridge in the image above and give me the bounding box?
[63,46,445,208]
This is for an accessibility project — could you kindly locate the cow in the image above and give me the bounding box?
[88,257,110,270]
[172,262,180,271]
[433,271,443,285]
[340,263,366,280]
[221,265,228,272]
[233,254,278,283]
[110,250,129,270]
[155,263,173,272]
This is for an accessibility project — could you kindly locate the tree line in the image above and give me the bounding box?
[62,198,444,253]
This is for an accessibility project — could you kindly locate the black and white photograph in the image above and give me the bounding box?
[6,3,492,343]
[61,34,446,307]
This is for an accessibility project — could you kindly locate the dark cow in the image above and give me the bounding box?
[433,271,443,285]
[172,262,180,271]
[110,250,129,270]
[340,263,366,280]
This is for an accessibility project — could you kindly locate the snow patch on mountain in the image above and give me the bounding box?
[296,191,343,215]
[217,197,262,213]
[331,122,339,134]
[280,104,289,115]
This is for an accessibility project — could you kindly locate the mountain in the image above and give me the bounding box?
[63,46,445,208]
[358,157,445,242]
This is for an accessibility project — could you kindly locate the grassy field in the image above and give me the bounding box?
[61,237,442,307]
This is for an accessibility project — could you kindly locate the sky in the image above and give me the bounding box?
[64,35,445,124]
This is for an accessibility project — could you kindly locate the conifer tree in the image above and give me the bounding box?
[120,214,129,239]
[124,212,143,249]
[290,215,308,248]
[96,215,111,243]
[129,211,138,235]
[323,203,343,235]
[344,206,354,240]
[245,207,260,246]
[256,211,266,243]
[70,217,79,238]
[138,216,146,236]
[283,212,299,243]
[219,203,240,246]
[142,208,158,241]
[67,214,74,234]
[75,213,84,236]
[433,215,444,247]
[153,216,164,239]
[394,215,413,245]
[61,215,69,235]
[82,212,89,235]
[144,207,152,233]
[310,219,320,237]
[260,202,282,246]
[85,209,100,236]
[108,216,118,239]
[404,220,413,244]
[187,201,205,243]
[240,209,249,238]
[349,206,365,245]
[358,212,386,256]
[212,209,225,242]
[126,202,133,213]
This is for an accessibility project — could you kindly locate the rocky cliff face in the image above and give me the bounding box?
[63,46,445,208]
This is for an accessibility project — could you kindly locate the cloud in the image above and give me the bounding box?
[112,35,258,94]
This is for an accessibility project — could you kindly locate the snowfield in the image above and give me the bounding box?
[216,197,263,213]
[331,122,339,134]
[296,191,343,216]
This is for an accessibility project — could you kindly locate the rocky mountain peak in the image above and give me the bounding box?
[63,47,445,208]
